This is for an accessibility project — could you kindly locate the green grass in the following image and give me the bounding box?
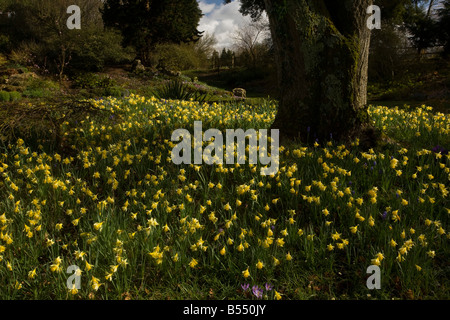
[0,96,448,300]
[181,67,276,100]
[0,91,10,102]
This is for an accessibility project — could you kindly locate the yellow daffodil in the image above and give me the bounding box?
[28,268,37,279]
[256,260,264,269]
[189,258,198,268]
[274,290,282,300]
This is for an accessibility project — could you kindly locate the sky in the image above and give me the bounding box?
[197,0,262,51]
[197,0,445,50]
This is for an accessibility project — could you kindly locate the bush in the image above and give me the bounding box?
[71,73,123,98]
[0,53,8,67]
[0,91,10,102]
[72,73,99,89]
[22,89,46,98]
[97,76,118,89]
[68,29,134,73]
[2,1,132,75]
[0,99,119,152]
[152,80,208,102]
[9,91,22,101]
[151,43,202,71]
[9,41,42,68]
[72,73,117,90]
[102,86,124,98]
[25,77,59,92]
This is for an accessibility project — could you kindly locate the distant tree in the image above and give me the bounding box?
[3,0,82,78]
[404,3,439,54]
[194,33,218,63]
[368,0,413,83]
[101,0,203,66]
[373,0,410,22]
[232,20,269,68]
[436,0,450,56]
[0,0,128,75]
[220,48,234,68]
[398,0,444,56]
[211,50,220,69]
[1,0,106,46]
[0,0,40,49]
[369,23,411,82]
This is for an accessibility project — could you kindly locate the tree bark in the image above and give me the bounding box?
[265,0,375,144]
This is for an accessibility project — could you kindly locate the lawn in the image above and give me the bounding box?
[0,96,448,300]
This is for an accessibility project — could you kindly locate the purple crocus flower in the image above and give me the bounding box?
[241,283,249,291]
[432,145,448,155]
[252,285,263,299]
[265,283,273,291]
[381,211,388,220]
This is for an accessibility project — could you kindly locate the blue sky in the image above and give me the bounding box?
[199,0,224,7]
[197,0,257,50]
[198,0,226,15]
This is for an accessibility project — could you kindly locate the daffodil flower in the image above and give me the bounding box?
[274,290,282,300]
[256,260,264,269]
[28,268,37,279]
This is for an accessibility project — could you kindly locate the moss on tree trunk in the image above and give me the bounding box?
[265,0,376,145]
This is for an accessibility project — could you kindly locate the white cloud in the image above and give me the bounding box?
[198,1,216,15]
[198,0,257,50]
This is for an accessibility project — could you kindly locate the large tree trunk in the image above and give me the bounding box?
[265,0,375,144]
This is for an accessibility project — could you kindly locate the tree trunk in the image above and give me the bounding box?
[137,48,152,68]
[265,0,375,144]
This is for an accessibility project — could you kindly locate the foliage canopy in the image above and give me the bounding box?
[101,0,203,65]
